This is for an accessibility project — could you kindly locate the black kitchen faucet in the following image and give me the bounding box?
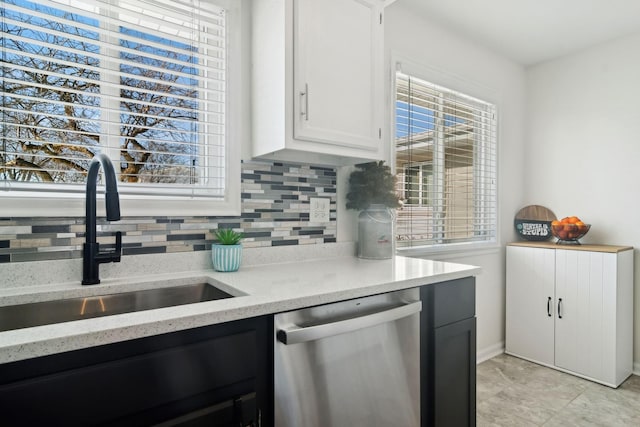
[82,153,122,285]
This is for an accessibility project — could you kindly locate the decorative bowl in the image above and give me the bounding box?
[551,223,591,245]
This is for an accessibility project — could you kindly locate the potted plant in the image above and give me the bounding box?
[211,228,244,272]
[346,161,401,259]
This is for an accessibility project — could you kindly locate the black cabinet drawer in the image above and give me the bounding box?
[421,277,475,328]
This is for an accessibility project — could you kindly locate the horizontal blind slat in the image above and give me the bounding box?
[3,39,224,91]
[5,0,225,46]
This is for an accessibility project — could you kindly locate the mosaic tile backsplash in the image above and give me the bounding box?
[0,160,337,263]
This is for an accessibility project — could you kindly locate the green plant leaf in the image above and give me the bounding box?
[346,161,401,211]
[212,228,243,245]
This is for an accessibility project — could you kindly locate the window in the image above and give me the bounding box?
[395,70,497,249]
[0,0,240,216]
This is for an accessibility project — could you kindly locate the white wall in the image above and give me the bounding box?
[385,2,527,359]
[526,32,640,368]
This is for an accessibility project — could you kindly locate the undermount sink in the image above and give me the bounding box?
[0,282,234,332]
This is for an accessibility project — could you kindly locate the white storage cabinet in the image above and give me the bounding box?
[506,242,634,387]
[252,0,385,165]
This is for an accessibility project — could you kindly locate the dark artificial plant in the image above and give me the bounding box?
[346,161,401,211]
[212,228,243,245]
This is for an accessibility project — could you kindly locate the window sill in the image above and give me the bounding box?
[0,192,241,217]
[396,241,501,261]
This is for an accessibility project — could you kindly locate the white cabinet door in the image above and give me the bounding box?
[506,246,555,365]
[554,250,615,381]
[293,0,382,150]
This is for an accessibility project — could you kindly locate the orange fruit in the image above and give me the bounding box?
[568,216,580,224]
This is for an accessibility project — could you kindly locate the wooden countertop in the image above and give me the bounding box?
[508,241,633,253]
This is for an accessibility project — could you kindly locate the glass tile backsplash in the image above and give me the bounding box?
[0,160,337,263]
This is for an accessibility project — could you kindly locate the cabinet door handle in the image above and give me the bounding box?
[557,298,563,319]
[300,83,309,121]
[547,297,552,317]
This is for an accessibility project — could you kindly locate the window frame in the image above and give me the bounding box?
[391,58,500,255]
[0,0,242,217]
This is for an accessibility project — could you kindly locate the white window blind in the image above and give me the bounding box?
[1,0,226,199]
[395,71,497,248]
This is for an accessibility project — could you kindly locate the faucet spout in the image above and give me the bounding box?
[83,153,122,285]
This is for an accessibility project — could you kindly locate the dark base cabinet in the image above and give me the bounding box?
[421,277,476,427]
[0,277,477,427]
[0,316,273,427]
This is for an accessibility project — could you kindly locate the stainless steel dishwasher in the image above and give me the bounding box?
[274,287,421,427]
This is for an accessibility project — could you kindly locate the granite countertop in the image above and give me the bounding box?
[0,255,480,364]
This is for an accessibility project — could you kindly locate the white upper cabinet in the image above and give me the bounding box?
[293,0,382,149]
[252,0,385,165]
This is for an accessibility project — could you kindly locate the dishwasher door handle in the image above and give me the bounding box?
[277,301,422,345]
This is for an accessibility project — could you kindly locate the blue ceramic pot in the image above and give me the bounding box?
[211,244,242,272]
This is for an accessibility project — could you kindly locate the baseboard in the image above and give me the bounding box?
[633,362,640,376]
[477,341,504,364]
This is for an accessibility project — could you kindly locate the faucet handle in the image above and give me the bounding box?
[113,231,122,262]
[93,231,122,264]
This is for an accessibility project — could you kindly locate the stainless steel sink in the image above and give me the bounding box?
[0,283,234,332]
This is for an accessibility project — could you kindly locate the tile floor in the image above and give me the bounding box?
[477,354,640,426]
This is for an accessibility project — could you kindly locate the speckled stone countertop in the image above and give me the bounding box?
[0,255,480,364]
